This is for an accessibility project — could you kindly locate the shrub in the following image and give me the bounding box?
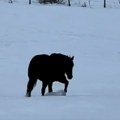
[38,0,66,4]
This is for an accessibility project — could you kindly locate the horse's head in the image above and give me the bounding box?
[65,56,74,79]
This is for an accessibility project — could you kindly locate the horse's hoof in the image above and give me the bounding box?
[26,93,31,97]
[64,90,67,93]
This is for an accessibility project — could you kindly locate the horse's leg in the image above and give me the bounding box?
[26,78,37,97]
[64,80,69,92]
[59,77,69,93]
[41,81,47,96]
[48,82,53,93]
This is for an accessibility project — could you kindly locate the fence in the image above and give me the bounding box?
[71,0,120,8]
[0,0,120,8]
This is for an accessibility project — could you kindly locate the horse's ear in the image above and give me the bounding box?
[71,56,74,60]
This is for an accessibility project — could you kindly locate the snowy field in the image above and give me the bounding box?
[0,1,120,120]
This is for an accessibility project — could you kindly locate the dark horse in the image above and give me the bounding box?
[26,53,74,97]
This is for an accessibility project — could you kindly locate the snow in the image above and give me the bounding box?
[0,1,120,120]
[45,90,66,96]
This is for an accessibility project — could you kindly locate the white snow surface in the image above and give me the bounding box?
[0,2,120,120]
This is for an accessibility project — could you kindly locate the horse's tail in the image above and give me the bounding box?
[26,78,37,97]
[27,78,37,89]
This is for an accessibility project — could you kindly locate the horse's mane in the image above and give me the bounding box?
[50,53,71,60]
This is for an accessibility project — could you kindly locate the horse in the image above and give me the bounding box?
[26,53,74,97]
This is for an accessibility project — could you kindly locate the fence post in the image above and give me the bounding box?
[29,0,31,4]
[104,0,106,8]
[68,0,71,6]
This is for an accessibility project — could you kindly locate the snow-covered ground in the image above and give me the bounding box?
[0,2,120,120]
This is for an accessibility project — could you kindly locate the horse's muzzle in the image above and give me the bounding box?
[68,75,73,79]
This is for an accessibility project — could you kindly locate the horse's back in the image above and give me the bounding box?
[28,54,50,78]
[28,53,71,80]
[29,54,49,67]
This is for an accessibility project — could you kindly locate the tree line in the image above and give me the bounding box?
[8,0,120,8]
[29,0,71,6]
